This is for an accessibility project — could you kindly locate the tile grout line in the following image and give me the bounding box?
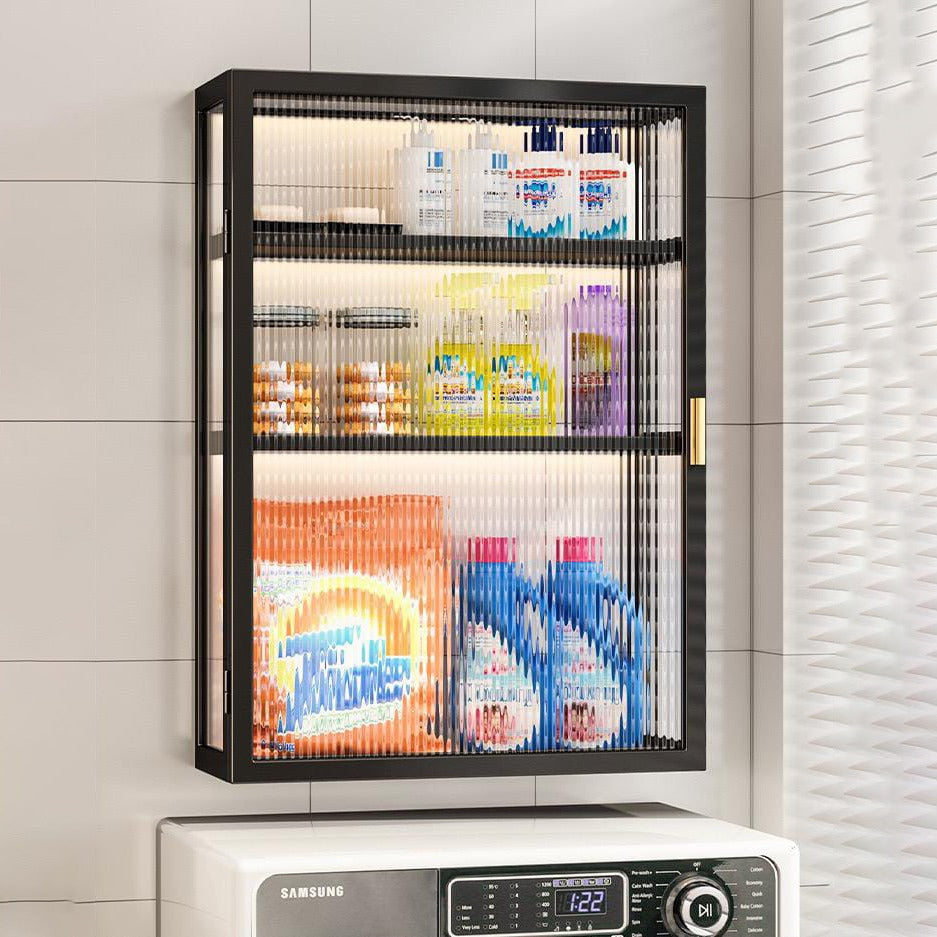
[0,419,194,424]
[0,898,154,905]
[752,649,839,658]
[0,179,193,185]
[749,0,755,832]
[0,659,195,664]
[752,188,864,198]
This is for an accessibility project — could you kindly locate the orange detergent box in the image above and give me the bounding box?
[252,495,450,759]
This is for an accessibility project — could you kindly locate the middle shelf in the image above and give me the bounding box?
[209,430,682,456]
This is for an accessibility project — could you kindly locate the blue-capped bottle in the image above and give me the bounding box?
[578,124,633,240]
[509,120,578,238]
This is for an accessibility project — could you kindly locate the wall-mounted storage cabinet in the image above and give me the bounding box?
[195,70,705,783]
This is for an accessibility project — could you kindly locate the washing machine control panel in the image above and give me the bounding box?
[444,858,776,937]
[448,872,627,936]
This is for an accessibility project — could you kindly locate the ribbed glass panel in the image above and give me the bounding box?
[250,93,684,761]
[204,103,225,751]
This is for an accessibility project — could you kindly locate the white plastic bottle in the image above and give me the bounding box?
[455,125,510,237]
[578,125,634,240]
[393,120,452,235]
[509,121,577,238]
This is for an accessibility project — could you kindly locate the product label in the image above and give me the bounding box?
[396,146,452,234]
[557,621,623,748]
[515,166,568,215]
[435,353,485,420]
[463,621,541,751]
[570,332,613,427]
[509,164,572,237]
[457,150,510,236]
[479,153,510,234]
[417,151,451,228]
[579,167,629,239]
[494,352,543,420]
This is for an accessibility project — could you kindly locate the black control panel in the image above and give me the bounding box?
[443,859,776,937]
[448,872,626,936]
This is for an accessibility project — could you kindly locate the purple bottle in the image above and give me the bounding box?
[565,285,631,436]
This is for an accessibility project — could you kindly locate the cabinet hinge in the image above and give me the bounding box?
[223,668,230,715]
[222,208,231,255]
[690,397,706,466]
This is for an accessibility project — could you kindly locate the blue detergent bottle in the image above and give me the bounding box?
[547,536,646,750]
[456,537,551,752]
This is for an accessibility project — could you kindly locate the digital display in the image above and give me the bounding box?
[555,889,607,916]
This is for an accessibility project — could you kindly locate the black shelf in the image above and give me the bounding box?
[239,431,681,455]
[235,221,682,266]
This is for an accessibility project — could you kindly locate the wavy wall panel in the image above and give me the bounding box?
[755,2,937,934]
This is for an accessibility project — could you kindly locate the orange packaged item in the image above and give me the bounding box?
[252,495,450,759]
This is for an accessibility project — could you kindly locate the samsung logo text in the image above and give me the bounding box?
[280,885,345,900]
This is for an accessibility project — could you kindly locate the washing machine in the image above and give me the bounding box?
[157,804,797,937]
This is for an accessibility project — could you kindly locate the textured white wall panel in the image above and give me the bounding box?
[755,2,937,935]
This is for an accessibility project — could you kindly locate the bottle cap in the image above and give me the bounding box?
[583,124,615,154]
[556,536,602,562]
[474,125,494,149]
[470,537,517,563]
[530,120,559,153]
[411,119,433,147]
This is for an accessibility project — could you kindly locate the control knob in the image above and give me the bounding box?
[661,873,731,937]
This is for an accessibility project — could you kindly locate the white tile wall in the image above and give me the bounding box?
[0,0,310,182]
[752,194,782,426]
[0,422,192,662]
[94,183,193,421]
[707,198,752,426]
[0,902,87,937]
[309,777,536,813]
[0,663,95,902]
[752,424,782,655]
[0,184,98,420]
[0,3,752,935]
[0,3,98,180]
[752,0,782,198]
[0,182,192,422]
[708,425,751,652]
[535,0,751,199]
[0,900,154,937]
[0,425,96,661]
[310,0,536,78]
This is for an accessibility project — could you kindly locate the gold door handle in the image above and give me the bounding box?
[690,397,706,466]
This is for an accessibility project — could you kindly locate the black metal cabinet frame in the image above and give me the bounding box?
[195,69,706,783]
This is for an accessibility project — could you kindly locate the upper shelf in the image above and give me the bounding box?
[210,221,683,266]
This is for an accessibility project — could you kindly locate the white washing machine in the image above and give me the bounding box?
[158,804,798,937]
